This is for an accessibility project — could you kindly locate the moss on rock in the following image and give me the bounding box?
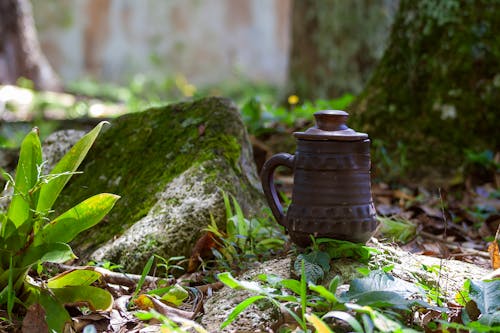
[349,0,500,184]
[55,97,264,272]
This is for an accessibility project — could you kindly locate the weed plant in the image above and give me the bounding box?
[213,207,500,332]
[0,123,119,331]
[203,192,287,272]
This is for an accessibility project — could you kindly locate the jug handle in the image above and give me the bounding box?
[260,153,295,227]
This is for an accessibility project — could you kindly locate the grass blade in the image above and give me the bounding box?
[132,255,155,299]
[7,256,14,319]
[220,295,266,329]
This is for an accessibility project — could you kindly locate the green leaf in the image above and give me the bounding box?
[280,279,301,295]
[468,279,500,326]
[437,320,500,333]
[6,256,14,317]
[323,311,364,333]
[300,260,307,326]
[232,195,248,245]
[132,255,155,299]
[0,266,29,295]
[0,217,28,251]
[301,251,330,271]
[47,269,101,288]
[223,192,236,240]
[7,129,42,228]
[360,313,374,333]
[305,313,334,333]
[309,283,339,304]
[218,272,241,289]
[317,238,377,262]
[377,216,417,243]
[346,270,423,300]
[36,286,71,332]
[20,242,76,267]
[218,272,270,294]
[371,312,403,332]
[32,193,119,246]
[51,285,113,311]
[257,273,283,286]
[456,279,471,306]
[160,284,189,306]
[293,253,326,284]
[135,310,154,321]
[37,121,108,213]
[220,295,267,329]
[352,290,412,310]
[328,275,340,294]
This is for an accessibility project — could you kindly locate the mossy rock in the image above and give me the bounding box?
[349,0,500,184]
[55,97,264,272]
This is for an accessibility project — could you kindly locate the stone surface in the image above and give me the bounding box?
[0,147,18,174]
[41,129,86,172]
[201,257,291,332]
[54,97,265,272]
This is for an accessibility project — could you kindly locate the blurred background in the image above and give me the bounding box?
[29,0,395,95]
[1,0,498,189]
[33,0,293,88]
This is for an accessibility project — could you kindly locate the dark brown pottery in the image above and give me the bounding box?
[260,110,377,246]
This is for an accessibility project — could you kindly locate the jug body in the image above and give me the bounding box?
[260,110,377,246]
[285,138,376,246]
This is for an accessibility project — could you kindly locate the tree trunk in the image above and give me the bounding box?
[288,0,397,100]
[349,0,500,184]
[0,0,60,91]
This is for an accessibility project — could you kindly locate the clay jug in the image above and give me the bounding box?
[260,110,377,246]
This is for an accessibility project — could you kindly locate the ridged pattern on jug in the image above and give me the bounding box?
[285,138,377,242]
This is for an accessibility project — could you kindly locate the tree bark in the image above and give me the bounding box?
[288,0,397,100]
[349,0,500,184]
[0,0,60,91]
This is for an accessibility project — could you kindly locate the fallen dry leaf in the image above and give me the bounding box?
[133,294,154,310]
[488,241,500,269]
[134,294,195,321]
[22,303,49,333]
[393,188,415,203]
[187,231,223,273]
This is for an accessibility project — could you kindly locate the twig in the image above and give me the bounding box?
[194,281,224,295]
[43,262,175,288]
[149,296,195,320]
[418,232,490,258]
[447,246,491,259]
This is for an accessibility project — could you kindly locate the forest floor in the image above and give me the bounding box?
[3,137,497,332]
[1,85,499,332]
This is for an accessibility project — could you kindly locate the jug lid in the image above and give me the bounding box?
[294,110,368,141]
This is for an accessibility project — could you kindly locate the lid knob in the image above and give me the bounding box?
[293,109,368,141]
[314,110,349,131]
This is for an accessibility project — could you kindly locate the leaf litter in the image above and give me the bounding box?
[3,157,498,332]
